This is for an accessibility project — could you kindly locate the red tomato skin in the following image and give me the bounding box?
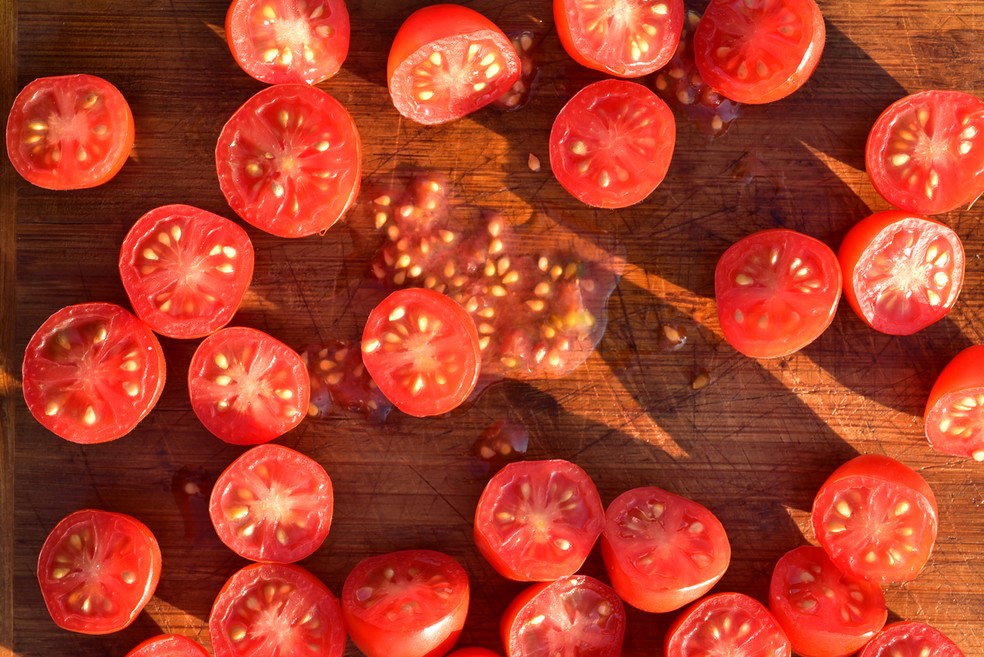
[924,346,984,460]
[124,634,211,657]
[857,622,966,657]
[665,592,792,657]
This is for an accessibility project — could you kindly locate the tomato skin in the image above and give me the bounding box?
[811,454,938,584]
[124,634,211,657]
[665,592,791,657]
[857,622,966,657]
[924,346,984,461]
[5,74,134,189]
[37,509,162,635]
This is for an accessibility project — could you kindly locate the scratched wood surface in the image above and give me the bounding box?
[3,0,984,655]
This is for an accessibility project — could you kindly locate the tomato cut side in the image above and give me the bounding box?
[125,634,211,657]
[341,549,470,657]
[22,302,166,444]
[209,562,346,657]
[554,0,684,77]
[37,509,161,635]
[866,90,984,215]
[215,84,361,238]
[226,0,350,85]
[924,346,984,461]
[715,229,842,359]
[5,74,133,189]
[665,592,791,657]
[549,79,675,208]
[838,210,964,336]
[858,622,966,657]
[119,204,254,340]
[188,327,311,445]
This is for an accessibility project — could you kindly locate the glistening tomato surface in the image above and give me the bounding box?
[554,0,684,77]
[37,509,161,635]
[924,346,984,461]
[119,204,254,339]
[693,0,825,104]
[838,210,964,335]
[209,563,346,657]
[209,444,334,563]
[125,634,211,657]
[866,90,984,215]
[387,4,520,125]
[226,0,350,85]
[549,79,675,208]
[361,288,481,417]
[341,549,470,657]
[447,650,503,657]
[474,459,604,582]
[715,229,841,359]
[5,74,133,189]
[188,327,310,445]
[857,622,966,657]
[665,592,791,657]
[215,84,361,238]
[811,454,938,584]
[22,302,166,444]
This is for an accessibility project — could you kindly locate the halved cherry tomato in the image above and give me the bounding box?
[119,204,254,340]
[209,444,333,563]
[37,509,161,635]
[341,549,470,657]
[549,79,675,208]
[501,575,626,657]
[858,622,966,657]
[769,545,887,657]
[866,90,984,215]
[838,210,964,335]
[225,0,350,85]
[554,0,684,78]
[5,74,134,189]
[125,634,211,657]
[215,84,361,238]
[811,454,938,584]
[387,4,521,125]
[715,229,842,359]
[601,486,731,613]
[665,592,791,657]
[693,0,825,104]
[209,562,346,657]
[474,459,604,582]
[22,302,166,444]
[188,326,311,445]
[361,288,481,417]
[924,346,984,461]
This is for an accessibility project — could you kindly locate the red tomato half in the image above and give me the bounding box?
[665,592,791,657]
[188,327,311,445]
[501,575,626,657]
[341,549,470,657]
[924,346,984,461]
[474,459,604,582]
[858,622,966,657]
[866,90,984,215]
[5,74,134,189]
[37,509,161,635]
[549,79,675,208]
[693,0,825,104]
[554,0,685,77]
[811,454,938,584]
[715,229,841,359]
[209,444,333,563]
[125,634,211,657]
[361,288,481,417]
[209,562,346,657]
[838,210,964,335]
[119,204,254,340]
[387,4,521,125]
[22,302,166,444]
[215,84,361,238]
[226,0,350,85]
[601,486,731,613]
[769,545,887,657]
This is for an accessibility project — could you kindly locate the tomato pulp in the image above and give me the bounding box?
[125,634,211,657]
[924,346,984,461]
[665,592,791,657]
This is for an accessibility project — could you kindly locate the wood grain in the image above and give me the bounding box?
[3,0,984,656]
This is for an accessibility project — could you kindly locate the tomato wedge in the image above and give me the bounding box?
[125,634,211,657]
[866,90,984,215]
[665,592,791,657]
[924,346,984,461]
[37,509,161,635]
[858,622,966,657]
[22,302,166,444]
[5,74,134,189]
[215,84,361,238]
[119,204,254,340]
[549,79,676,208]
[225,0,350,85]
[188,327,311,445]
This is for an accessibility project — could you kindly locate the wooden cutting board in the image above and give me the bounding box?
[3,0,984,655]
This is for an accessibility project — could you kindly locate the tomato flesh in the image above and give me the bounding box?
[125,634,211,657]
[924,346,984,461]
[858,622,966,657]
[665,592,791,657]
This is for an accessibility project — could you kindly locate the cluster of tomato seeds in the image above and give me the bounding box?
[491,30,543,112]
[301,339,394,422]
